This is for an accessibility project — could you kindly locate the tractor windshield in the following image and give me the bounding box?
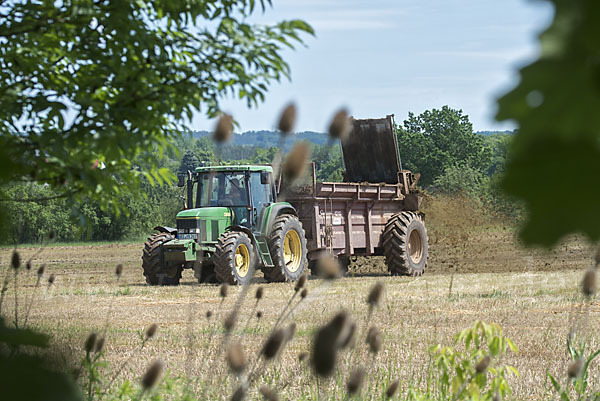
[196,171,249,208]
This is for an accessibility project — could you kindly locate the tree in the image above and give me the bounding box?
[0,0,313,230]
[396,106,492,187]
[496,0,600,246]
[179,150,200,174]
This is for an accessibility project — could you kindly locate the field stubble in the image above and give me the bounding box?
[1,203,598,399]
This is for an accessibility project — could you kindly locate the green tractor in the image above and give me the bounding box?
[142,165,307,285]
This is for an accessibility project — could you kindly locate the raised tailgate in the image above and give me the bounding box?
[341,115,401,184]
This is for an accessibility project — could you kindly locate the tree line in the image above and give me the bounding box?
[3,106,515,244]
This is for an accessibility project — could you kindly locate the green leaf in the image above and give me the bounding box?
[496,0,600,246]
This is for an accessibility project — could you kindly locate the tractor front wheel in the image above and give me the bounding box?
[214,231,255,285]
[142,233,183,285]
[264,214,307,282]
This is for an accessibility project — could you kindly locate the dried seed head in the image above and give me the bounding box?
[339,320,357,349]
[224,312,236,333]
[366,326,382,354]
[26,260,32,271]
[37,264,45,278]
[11,250,20,270]
[227,342,247,374]
[298,351,309,362]
[595,246,600,266]
[277,103,296,134]
[300,288,308,299]
[259,385,279,401]
[95,337,105,353]
[312,310,350,377]
[146,323,158,339]
[256,310,263,319]
[214,113,233,143]
[386,380,399,399]
[568,358,583,379]
[141,359,164,390]
[347,367,365,395]
[294,274,307,292]
[317,256,341,280]
[230,385,246,401]
[84,332,97,354]
[48,274,55,285]
[115,264,123,277]
[255,286,264,300]
[328,108,351,141]
[475,355,491,374]
[206,310,213,319]
[367,281,384,308]
[286,322,297,341]
[262,328,286,360]
[220,283,229,299]
[282,142,310,181]
[582,269,596,297]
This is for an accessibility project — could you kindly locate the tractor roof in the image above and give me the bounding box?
[194,165,273,173]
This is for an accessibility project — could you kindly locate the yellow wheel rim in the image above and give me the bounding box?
[234,244,250,277]
[283,229,302,272]
[408,229,423,264]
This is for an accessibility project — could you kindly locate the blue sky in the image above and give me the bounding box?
[191,0,554,133]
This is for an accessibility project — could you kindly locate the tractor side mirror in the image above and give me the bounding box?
[177,174,186,187]
[260,171,271,185]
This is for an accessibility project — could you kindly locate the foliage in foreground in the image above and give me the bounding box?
[496,0,600,246]
[0,0,313,229]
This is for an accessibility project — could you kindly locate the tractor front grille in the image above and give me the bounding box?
[177,219,207,242]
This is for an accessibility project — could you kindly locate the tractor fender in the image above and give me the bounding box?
[226,225,266,266]
[154,226,177,235]
[261,203,297,237]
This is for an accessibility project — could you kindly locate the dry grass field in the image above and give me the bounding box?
[0,197,597,400]
[1,221,598,400]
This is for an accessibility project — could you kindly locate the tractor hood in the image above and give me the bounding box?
[176,207,233,243]
[176,207,232,220]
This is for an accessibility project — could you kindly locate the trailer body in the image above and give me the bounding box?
[281,115,427,274]
[284,165,420,260]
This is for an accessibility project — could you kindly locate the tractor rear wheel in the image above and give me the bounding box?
[264,214,307,282]
[382,212,428,276]
[142,232,183,285]
[214,231,255,285]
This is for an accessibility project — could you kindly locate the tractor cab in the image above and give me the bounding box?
[177,165,275,234]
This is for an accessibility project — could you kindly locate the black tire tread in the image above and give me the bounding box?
[264,214,307,282]
[382,211,428,276]
[141,233,182,285]
[214,231,250,285]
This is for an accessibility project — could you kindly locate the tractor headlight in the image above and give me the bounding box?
[188,228,198,233]
[179,228,187,234]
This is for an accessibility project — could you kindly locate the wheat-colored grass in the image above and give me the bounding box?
[1,198,597,399]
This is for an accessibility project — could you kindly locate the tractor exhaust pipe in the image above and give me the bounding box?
[186,170,193,209]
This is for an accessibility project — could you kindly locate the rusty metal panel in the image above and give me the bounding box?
[341,115,401,184]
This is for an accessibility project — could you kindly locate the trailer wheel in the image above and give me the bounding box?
[142,233,183,285]
[382,212,428,276]
[214,231,255,285]
[265,215,307,282]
